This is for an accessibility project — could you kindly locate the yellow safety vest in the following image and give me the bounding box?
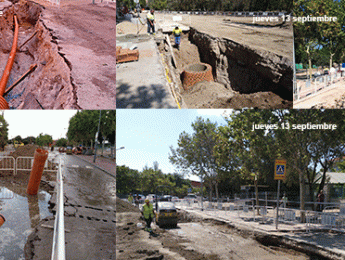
[173,28,182,37]
[147,13,155,21]
[128,195,133,203]
[143,203,154,219]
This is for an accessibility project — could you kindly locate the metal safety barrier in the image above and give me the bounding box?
[15,156,58,175]
[0,156,15,173]
[295,72,345,101]
[51,159,65,260]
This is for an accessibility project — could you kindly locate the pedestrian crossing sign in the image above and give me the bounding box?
[274,159,286,180]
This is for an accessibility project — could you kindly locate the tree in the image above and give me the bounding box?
[170,117,220,202]
[22,136,36,145]
[36,133,53,147]
[116,165,140,194]
[67,110,115,146]
[0,115,8,150]
[56,138,68,147]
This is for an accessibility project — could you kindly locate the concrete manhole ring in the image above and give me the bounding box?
[182,63,214,90]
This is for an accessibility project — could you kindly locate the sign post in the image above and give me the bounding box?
[274,159,286,229]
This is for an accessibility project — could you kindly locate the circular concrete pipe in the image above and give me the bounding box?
[0,214,5,227]
[182,63,214,90]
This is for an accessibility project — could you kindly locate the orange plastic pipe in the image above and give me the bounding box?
[27,148,49,195]
[0,15,19,109]
[0,214,5,227]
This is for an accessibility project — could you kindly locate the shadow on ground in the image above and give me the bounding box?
[116,81,176,108]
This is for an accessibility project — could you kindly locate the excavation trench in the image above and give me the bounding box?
[158,29,293,109]
[0,0,78,109]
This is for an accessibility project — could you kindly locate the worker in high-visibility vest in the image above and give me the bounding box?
[172,26,182,50]
[142,199,155,232]
[128,193,134,204]
[147,9,155,35]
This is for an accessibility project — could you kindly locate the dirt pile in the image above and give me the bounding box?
[182,81,292,108]
[9,144,39,158]
[116,197,140,213]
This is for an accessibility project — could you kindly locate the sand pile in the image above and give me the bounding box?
[116,197,140,213]
[116,21,146,35]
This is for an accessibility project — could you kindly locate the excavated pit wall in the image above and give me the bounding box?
[0,1,78,109]
[188,28,293,100]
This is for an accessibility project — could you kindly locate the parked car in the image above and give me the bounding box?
[160,195,172,202]
[155,202,178,228]
[184,194,198,203]
[146,194,156,202]
[66,146,73,155]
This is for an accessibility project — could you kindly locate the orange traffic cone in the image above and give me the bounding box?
[27,148,49,195]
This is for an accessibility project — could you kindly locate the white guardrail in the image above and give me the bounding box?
[295,72,345,101]
[175,198,345,232]
[51,159,65,260]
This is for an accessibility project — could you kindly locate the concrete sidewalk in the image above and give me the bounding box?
[76,154,115,177]
[176,205,345,259]
[116,33,178,108]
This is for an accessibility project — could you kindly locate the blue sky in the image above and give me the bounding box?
[116,109,231,181]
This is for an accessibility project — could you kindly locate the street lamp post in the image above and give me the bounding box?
[93,111,102,163]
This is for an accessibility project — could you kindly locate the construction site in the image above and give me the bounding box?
[0,0,116,109]
[116,11,293,109]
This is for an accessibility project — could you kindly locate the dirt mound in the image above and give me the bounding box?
[183,81,292,109]
[116,21,145,35]
[9,144,39,158]
[116,197,140,213]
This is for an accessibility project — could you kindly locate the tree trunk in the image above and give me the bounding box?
[215,181,219,202]
[255,179,259,215]
[299,171,306,223]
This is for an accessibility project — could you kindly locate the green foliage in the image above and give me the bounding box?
[56,138,68,147]
[294,0,345,68]
[22,136,35,145]
[116,163,191,197]
[36,133,53,147]
[67,110,115,146]
[151,0,167,10]
[0,116,8,150]
[116,165,141,194]
[117,0,136,9]
[14,135,23,142]
[166,0,292,11]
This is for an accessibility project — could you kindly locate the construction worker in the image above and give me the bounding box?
[172,26,182,50]
[147,9,155,35]
[142,199,155,232]
[128,193,134,204]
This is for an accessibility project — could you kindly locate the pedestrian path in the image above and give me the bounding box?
[116,32,178,108]
[77,155,115,177]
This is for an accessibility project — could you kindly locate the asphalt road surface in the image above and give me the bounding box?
[26,154,116,260]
